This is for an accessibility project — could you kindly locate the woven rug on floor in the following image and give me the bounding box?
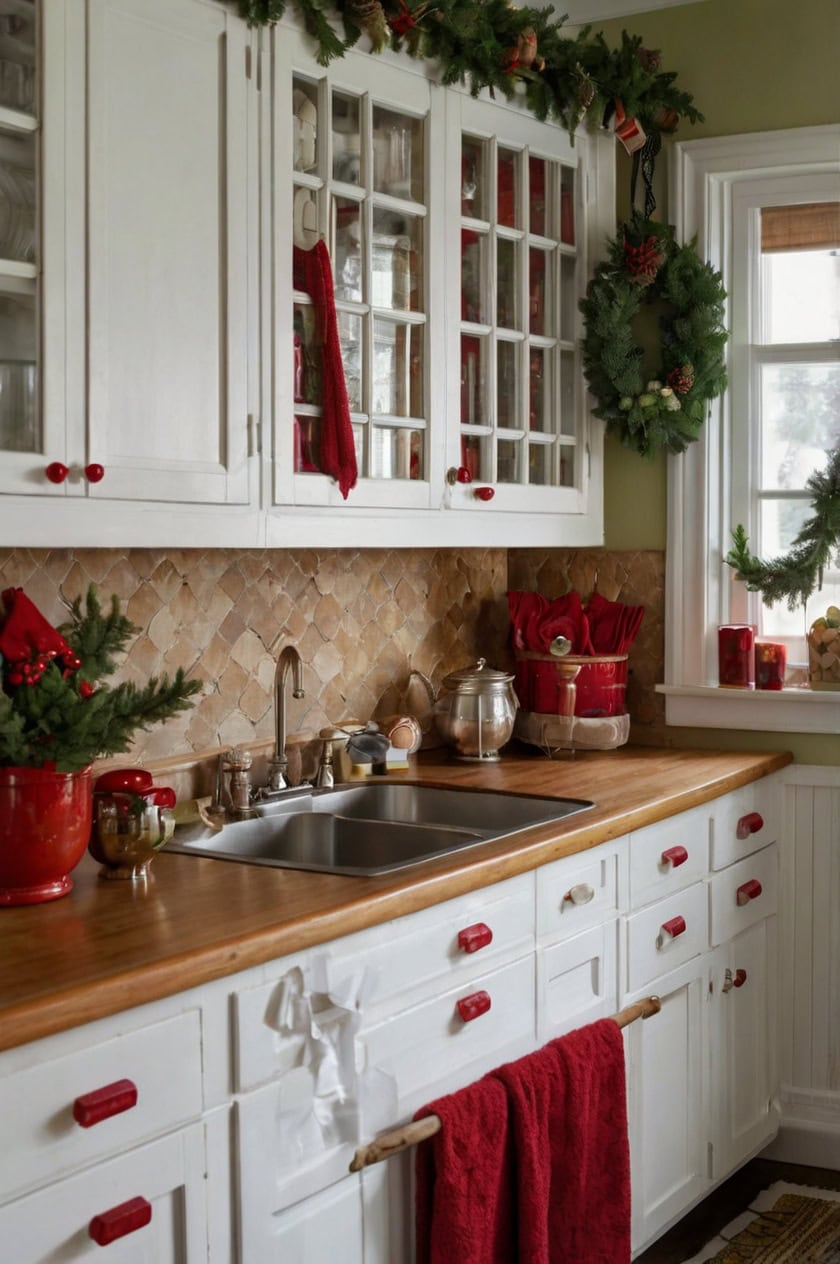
[703,1191,840,1263]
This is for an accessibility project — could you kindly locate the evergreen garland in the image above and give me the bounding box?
[230,1,702,136]
[580,212,728,459]
[725,448,840,610]
[0,587,203,772]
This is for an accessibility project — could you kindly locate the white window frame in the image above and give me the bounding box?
[659,125,840,734]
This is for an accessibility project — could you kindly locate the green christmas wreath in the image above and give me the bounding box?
[580,213,728,459]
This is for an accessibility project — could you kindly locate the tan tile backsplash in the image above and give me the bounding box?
[0,545,665,776]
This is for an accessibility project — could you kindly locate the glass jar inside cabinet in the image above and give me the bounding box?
[452,103,583,504]
[282,41,434,509]
[0,0,38,464]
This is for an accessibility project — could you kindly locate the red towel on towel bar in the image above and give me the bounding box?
[414,1019,630,1264]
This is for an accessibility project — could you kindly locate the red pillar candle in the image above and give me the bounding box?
[718,625,755,688]
[755,641,787,690]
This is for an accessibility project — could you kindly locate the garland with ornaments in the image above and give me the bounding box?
[726,448,840,610]
[579,213,728,460]
[229,0,702,142]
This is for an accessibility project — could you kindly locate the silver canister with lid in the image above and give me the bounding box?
[433,658,518,761]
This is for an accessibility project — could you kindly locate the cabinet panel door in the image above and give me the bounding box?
[624,958,710,1255]
[242,1171,365,1264]
[712,917,779,1177]
[86,0,252,505]
[537,920,618,1042]
[0,1125,207,1263]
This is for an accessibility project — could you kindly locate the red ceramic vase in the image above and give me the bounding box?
[0,765,93,905]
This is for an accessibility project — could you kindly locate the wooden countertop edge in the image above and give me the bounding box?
[0,750,791,1052]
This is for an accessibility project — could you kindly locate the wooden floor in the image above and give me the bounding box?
[635,1160,840,1263]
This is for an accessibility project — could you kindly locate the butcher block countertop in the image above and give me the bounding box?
[0,745,791,1052]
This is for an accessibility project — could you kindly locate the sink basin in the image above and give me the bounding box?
[168,783,593,876]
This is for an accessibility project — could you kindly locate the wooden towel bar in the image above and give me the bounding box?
[349,994,661,1172]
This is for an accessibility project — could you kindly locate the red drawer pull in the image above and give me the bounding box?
[736,878,763,906]
[733,968,748,988]
[456,990,492,1023]
[657,915,687,948]
[736,811,764,840]
[661,845,688,869]
[458,922,493,954]
[89,1196,152,1246]
[73,1078,138,1128]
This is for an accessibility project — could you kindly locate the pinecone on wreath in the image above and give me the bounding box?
[623,233,665,286]
[667,363,695,395]
[344,0,389,50]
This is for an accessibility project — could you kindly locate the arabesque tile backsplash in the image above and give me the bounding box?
[0,546,664,774]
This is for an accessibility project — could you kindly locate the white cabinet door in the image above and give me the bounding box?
[243,1171,366,1264]
[711,916,779,1178]
[624,957,711,1255]
[85,0,254,507]
[0,1125,207,1263]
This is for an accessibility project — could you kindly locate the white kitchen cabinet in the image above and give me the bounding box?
[0,0,261,545]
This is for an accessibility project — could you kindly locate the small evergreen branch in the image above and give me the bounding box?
[58,587,138,684]
[725,450,840,609]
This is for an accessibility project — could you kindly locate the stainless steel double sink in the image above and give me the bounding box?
[168,783,593,877]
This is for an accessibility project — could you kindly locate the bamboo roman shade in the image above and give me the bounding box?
[761,201,840,252]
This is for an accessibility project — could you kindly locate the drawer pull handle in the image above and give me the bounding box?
[736,811,764,840]
[736,878,763,906]
[661,845,688,869]
[723,967,748,992]
[657,915,687,948]
[89,1196,152,1246]
[458,922,493,953]
[73,1078,138,1128]
[456,990,492,1023]
[563,882,595,906]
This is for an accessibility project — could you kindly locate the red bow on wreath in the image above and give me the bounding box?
[623,234,665,286]
[387,0,417,35]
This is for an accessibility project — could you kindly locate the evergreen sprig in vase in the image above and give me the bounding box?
[0,586,201,905]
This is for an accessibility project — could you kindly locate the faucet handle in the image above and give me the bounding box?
[316,728,344,789]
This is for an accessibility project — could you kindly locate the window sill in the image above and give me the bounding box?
[656,684,840,734]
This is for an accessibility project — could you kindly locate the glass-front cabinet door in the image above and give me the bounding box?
[445,92,594,521]
[273,30,445,512]
[0,0,51,495]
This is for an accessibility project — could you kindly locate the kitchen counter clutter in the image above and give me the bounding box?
[0,743,791,1261]
[0,745,789,1053]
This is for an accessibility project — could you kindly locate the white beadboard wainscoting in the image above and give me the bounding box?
[765,765,840,1167]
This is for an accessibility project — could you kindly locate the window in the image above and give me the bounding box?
[662,126,840,733]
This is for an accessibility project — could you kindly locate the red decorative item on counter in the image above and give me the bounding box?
[0,765,92,905]
[755,641,787,690]
[718,624,755,689]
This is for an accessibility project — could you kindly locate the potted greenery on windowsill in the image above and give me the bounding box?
[0,585,202,905]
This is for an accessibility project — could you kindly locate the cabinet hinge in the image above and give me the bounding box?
[707,1142,714,1180]
[247,414,261,457]
[245,45,252,80]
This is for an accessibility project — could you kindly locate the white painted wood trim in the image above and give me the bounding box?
[658,684,840,733]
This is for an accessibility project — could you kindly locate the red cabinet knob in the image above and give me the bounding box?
[456,989,492,1023]
[84,462,105,483]
[661,845,688,869]
[73,1078,138,1128]
[458,922,493,954]
[736,878,763,906]
[736,811,764,840]
[474,486,495,501]
[658,915,687,946]
[89,1196,152,1246]
[45,461,69,484]
[456,466,473,484]
[733,968,748,988]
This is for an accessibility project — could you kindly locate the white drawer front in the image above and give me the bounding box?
[537,840,624,943]
[0,1124,206,1260]
[711,777,781,870]
[359,953,535,1123]
[625,882,708,994]
[710,844,778,946]
[320,872,534,1014]
[538,921,618,1042]
[629,806,710,910]
[0,1010,203,1204]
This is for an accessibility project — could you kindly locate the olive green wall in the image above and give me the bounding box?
[596,0,840,761]
[599,0,840,550]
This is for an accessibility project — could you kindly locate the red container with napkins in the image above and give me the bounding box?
[514,651,629,718]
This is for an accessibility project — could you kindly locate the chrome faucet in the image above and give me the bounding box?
[266,645,305,792]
